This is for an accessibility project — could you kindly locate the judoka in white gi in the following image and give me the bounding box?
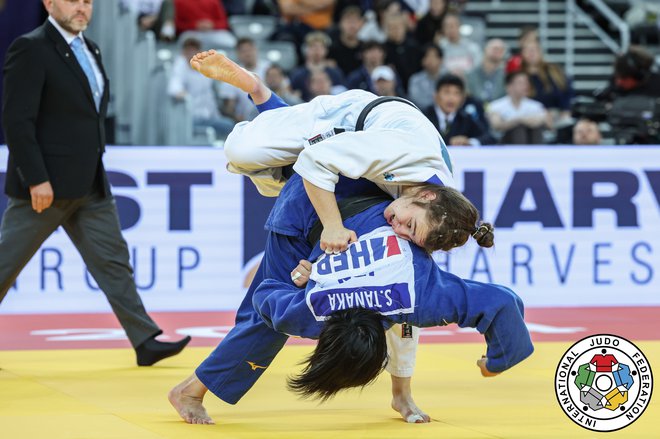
[188,50,465,256]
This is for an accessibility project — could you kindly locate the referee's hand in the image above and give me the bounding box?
[29,181,54,213]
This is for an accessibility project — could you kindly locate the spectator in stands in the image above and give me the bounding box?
[408,44,444,109]
[422,74,494,146]
[415,0,447,44]
[520,40,573,126]
[505,25,538,74]
[173,0,235,46]
[219,38,269,123]
[332,0,371,22]
[371,65,401,97]
[275,0,336,50]
[358,0,403,43]
[487,71,549,145]
[290,31,346,101]
[308,68,340,99]
[465,38,507,105]
[346,40,387,92]
[167,37,234,140]
[599,45,660,100]
[572,119,602,145]
[438,13,482,76]
[328,6,364,76]
[383,11,422,91]
[264,64,304,105]
[121,0,176,41]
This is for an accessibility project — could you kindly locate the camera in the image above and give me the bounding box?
[572,95,660,144]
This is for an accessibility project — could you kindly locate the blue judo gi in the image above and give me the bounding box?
[196,171,534,404]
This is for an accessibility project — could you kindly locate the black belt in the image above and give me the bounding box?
[306,193,393,247]
[354,96,420,131]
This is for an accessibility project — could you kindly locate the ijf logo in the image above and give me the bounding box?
[554,334,653,432]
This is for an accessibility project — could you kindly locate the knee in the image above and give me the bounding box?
[224,124,255,168]
[224,122,268,168]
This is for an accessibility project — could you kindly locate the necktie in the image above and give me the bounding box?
[443,114,452,136]
[70,37,101,111]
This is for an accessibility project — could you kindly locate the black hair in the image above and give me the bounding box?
[614,46,653,81]
[422,43,444,59]
[340,5,363,19]
[362,40,385,53]
[287,308,388,401]
[182,37,202,50]
[435,73,465,93]
[505,70,528,85]
[236,37,256,48]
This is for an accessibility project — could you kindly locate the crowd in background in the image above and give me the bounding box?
[1,0,660,146]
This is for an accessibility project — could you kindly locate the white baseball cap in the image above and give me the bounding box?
[371,65,396,82]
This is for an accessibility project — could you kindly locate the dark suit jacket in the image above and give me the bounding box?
[1,20,111,199]
[422,104,496,146]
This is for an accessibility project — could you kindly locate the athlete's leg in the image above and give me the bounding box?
[170,233,311,423]
[386,325,429,423]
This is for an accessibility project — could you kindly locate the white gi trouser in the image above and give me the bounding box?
[224,89,456,198]
[385,324,420,377]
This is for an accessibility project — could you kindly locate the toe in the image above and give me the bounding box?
[406,413,424,423]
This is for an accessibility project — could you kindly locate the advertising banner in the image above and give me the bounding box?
[1,146,658,312]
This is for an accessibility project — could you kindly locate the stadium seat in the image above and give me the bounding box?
[258,41,298,71]
[229,15,278,41]
[460,15,487,47]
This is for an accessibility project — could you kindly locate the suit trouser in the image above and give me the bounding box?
[0,193,161,348]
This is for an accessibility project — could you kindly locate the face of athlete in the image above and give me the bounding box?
[44,0,93,34]
[383,191,437,248]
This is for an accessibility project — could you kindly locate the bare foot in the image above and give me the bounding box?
[477,356,500,377]
[189,50,259,94]
[168,374,215,425]
[390,376,430,423]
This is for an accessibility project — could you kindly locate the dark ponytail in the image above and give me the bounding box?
[471,222,494,248]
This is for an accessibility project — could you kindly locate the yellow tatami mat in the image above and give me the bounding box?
[1,342,658,439]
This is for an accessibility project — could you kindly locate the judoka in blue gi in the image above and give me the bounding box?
[181,49,504,424]
[168,171,534,425]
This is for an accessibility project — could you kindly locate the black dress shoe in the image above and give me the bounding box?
[135,335,191,366]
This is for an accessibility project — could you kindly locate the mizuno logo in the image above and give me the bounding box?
[246,361,267,371]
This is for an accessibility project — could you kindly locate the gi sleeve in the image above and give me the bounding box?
[412,252,534,374]
[2,37,49,186]
[252,278,321,339]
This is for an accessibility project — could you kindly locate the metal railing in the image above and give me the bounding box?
[565,0,631,77]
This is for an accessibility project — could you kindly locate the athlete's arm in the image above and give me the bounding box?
[252,278,320,339]
[303,178,357,254]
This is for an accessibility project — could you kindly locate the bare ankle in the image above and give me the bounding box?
[250,83,272,105]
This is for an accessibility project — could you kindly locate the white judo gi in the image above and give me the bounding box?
[224,89,456,198]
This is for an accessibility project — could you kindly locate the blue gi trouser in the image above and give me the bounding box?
[196,232,311,404]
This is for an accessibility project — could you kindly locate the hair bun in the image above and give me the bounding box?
[472,223,494,248]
